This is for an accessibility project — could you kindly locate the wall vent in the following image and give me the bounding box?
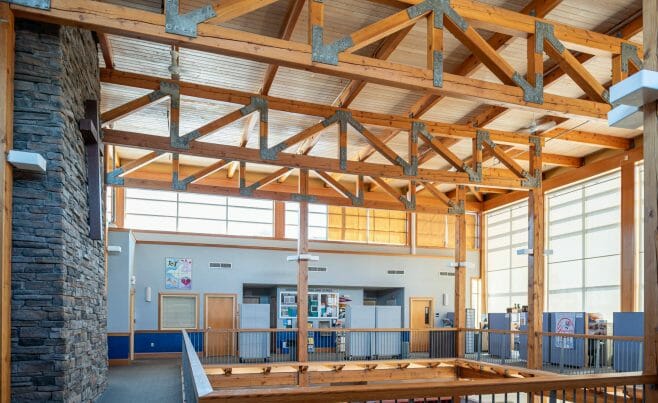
[209,262,232,269]
[439,271,455,277]
[309,266,327,272]
[387,269,405,275]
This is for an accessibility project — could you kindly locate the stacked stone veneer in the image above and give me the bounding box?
[10,20,107,402]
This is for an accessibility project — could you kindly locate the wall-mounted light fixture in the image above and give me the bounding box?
[8,150,47,173]
[145,286,152,302]
[107,245,122,255]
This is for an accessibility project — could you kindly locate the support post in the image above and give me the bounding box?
[620,161,636,312]
[274,201,285,239]
[0,4,14,402]
[527,138,544,370]
[454,185,466,357]
[297,169,309,374]
[643,0,658,380]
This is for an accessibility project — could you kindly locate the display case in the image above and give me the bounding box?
[278,290,339,320]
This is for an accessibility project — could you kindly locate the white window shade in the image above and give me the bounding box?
[160,294,198,330]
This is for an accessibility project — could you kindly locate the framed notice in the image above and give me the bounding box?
[554,312,576,349]
[165,257,192,290]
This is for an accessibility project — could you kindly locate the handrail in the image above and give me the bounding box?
[540,331,644,341]
[201,373,657,402]
[201,327,458,332]
[182,329,213,401]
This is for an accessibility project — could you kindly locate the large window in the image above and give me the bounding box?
[159,293,198,330]
[416,212,479,249]
[124,188,274,236]
[546,171,621,319]
[485,201,529,313]
[637,163,644,310]
[285,203,407,245]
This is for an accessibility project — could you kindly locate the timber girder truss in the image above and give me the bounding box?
[8,0,643,120]
[102,71,540,213]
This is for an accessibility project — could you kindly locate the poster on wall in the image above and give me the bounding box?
[165,257,192,290]
[554,312,576,349]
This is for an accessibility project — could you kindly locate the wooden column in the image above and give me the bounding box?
[297,169,309,370]
[454,186,466,357]
[643,0,658,378]
[0,4,13,402]
[527,139,544,370]
[620,161,636,312]
[274,201,285,239]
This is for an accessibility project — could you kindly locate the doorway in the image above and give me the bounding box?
[204,294,237,357]
[409,297,434,353]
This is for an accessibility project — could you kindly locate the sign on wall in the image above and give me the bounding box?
[554,312,576,349]
[165,257,192,290]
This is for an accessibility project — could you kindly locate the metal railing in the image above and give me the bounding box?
[186,328,458,365]
[459,328,644,375]
[181,330,212,403]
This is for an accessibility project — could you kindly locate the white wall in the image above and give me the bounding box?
[107,230,480,330]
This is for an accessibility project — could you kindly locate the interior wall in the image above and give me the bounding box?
[107,230,479,330]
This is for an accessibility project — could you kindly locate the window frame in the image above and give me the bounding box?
[158,292,200,331]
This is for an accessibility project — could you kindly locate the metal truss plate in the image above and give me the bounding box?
[535,21,564,54]
[165,0,216,38]
[512,72,544,104]
[447,200,465,215]
[407,0,467,31]
[311,25,354,65]
[620,43,643,74]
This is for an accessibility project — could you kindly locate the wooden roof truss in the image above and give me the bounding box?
[7,0,644,211]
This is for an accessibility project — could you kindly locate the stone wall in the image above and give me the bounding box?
[11,20,106,402]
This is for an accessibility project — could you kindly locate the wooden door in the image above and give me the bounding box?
[410,298,433,353]
[205,294,236,357]
[129,288,135,360]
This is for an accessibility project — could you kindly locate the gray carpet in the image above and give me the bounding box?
[98,359,183,403]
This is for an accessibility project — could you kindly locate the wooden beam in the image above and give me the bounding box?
[114,186,125,228]
[335,26,413,108]
[260,0,304,95]
[545,128,632,150]
[117,151,166,177]
[454,186,466,358]
[526,140,544,370]
[313,170,356,199]
[209,0,279,25]
[409,0,564,118]
[484,146,643,211]
[100,90,168,124]
[12,0,618,120]
[100,69,538,147]
[112,132,532,189]
[188,159,233,184]
[297,169,310,370]
[370,177,407,207]
[469,10,643,129]
[97,32,114,69]
[620,161,636,312]
[643,0,658,379]
[274,201,285,239]
[0,4,13,402]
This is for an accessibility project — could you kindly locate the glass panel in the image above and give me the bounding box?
[161,296,197,329]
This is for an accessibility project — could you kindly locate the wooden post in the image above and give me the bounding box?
[620,161,636,312]
[527,139,544,370]
[297,169,309,373]
[643,0,658,380]
[274,201,285,239]
[0,4,13,402]
[454,185,466,357]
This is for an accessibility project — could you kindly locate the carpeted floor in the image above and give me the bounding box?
[98,359,182,403]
